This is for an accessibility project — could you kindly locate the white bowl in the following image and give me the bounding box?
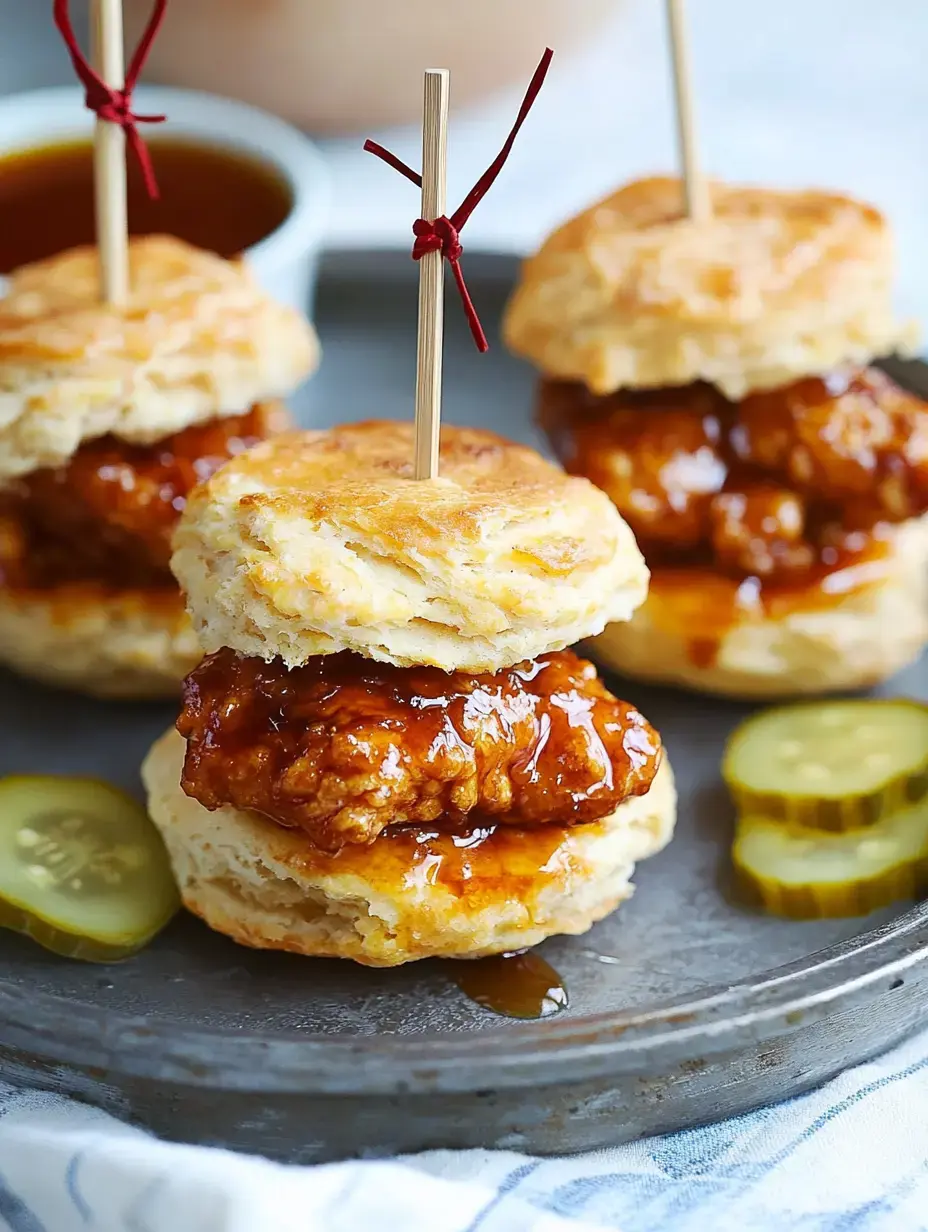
[126,0,624,135]
[0,86,331,313]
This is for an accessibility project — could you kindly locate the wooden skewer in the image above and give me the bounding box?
[665,0,711,223]
[91,0,129,304]
[413,68,450,481]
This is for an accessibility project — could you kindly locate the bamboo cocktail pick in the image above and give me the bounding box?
[365,48,555,480]
[91,0,130,304]
[413,70,451,480]
[665,0,712,223]
[54,0,169,304]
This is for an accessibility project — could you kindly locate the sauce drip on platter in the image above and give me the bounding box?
[451,951,569,1019]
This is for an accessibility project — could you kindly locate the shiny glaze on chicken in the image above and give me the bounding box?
[0,403,284,590]
[540,367,927,664]
[178,647,662,850]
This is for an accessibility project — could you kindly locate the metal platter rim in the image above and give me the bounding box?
[3,899,925,1096]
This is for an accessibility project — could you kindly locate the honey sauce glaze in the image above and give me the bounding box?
[647,537,892,670]
[0,138,292,272]
[179,648,660,851]
[290,817,572,1019]
[258,816,574,1019]
[0,405,282,591]
[293,817,574,900]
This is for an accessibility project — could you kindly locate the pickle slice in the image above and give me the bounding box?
[732,801,928,919]
[0,776,179,961]
[723,700,928,832]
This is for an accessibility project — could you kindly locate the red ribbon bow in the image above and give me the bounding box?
[365,48,554,353]
[53,0,169,199]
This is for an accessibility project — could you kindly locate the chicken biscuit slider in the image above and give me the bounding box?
[0,236,318,697]
[143,420,676,966]
[504,177,928,697]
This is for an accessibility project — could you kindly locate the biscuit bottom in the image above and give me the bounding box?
[142,729,677,967]
[0,583,200,698]
[587,514,928,699]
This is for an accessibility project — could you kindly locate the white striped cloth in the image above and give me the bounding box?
[0,1027,925,1231]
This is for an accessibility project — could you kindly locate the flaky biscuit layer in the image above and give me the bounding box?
[142,728,676,967]
[503,177,917,399]
[173,421,649,672]
[0,583,200,698]
[588,515,928,698]
[0,236,319,480]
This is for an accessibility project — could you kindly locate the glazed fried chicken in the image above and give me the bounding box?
[709,484,814,579]
[178,647,662,851]
[734,367,928,519]
[540,367,928,583]
[542,382,729,553]
[1,402,285,588]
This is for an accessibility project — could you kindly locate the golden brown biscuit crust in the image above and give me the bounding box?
[173,421,649,672]
[503,177,917,398]
[0,236,319,480]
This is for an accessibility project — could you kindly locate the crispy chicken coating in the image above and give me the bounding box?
[735,367,928,519]
[709,484,814,579]
[1,402,285,588]
[178,648,662,851]
[539,381,729,553]
[540,367,928,583]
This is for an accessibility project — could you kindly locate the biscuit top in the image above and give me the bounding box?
[0,235,319,480]
[503,177,917,399]
[173,420,649,673]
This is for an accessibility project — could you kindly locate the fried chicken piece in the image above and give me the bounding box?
[4,402,286,588]
[539,380,729,554]
[178,648,662,851]
[539,369,928,588]
[709,483,814,579]
[734,367,928,519]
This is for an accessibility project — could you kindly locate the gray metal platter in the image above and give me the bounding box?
[0,251,926,1163]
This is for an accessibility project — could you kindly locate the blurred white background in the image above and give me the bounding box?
[2,0,926,324]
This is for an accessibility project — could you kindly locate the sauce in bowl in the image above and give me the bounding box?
[0,137,292,273]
